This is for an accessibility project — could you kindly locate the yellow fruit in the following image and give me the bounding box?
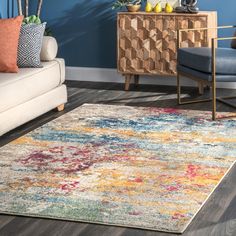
[154,3,162,13]
[145,2,153,12]
[165,3,173,13]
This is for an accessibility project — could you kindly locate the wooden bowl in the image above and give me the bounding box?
[126,4,141,12]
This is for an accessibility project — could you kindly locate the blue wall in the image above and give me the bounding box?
[0,0,17,18]
[1,0,236,68]
[30,0,117,68]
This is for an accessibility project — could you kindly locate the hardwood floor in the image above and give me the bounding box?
[0,81,236,236]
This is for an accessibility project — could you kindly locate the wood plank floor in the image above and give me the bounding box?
[0,81,236,236]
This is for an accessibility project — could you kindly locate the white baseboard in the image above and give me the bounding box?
[66,66,236,89]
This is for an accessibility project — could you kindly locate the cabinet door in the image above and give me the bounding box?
[177,16,209,48]
[142,15,163,74]
[118,14,143,74]
[161,16,176,75]
[118,14,163,75]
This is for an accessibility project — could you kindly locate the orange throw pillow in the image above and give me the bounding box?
[0,15,24,73]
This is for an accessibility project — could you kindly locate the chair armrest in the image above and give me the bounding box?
[211,36,236,82]
[177,25,236,49]
[215,36,236,41]
[178,25,236,33]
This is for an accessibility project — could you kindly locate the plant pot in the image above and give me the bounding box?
[126,4,141,12]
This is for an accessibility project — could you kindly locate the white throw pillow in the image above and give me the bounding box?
[40,36,58,61]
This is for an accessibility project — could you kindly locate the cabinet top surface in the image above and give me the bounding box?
[117,11,217,16]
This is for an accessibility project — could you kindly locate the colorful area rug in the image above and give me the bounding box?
[0,104,236,233]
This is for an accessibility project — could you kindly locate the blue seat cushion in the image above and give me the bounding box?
[178,47,236,75]
[177,64,236,82]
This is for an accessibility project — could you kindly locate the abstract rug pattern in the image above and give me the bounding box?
[0,104,236,233]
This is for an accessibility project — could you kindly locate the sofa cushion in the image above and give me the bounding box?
[17,23,46,68]
[0,58,65,113]
[178,47,236,75]
[0,16,24,73]
[177,64,236,82]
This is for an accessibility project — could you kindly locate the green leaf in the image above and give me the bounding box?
[23,15,42,25]
[29,15,36,22]
[23,17,30,24]
[112,0,145,9]
[35,17,41,24]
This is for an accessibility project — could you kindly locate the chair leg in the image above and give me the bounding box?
[177,72,211,105]
[211,39,217,121]
[212,80,216,121]
[177,72,181,104]
[216,96,236,109]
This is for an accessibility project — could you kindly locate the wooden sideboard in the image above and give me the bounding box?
[117,11,217,90]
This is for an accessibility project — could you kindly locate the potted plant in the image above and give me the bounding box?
[112,0,146,12]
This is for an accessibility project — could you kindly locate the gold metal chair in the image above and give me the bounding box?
[177,25,236,120]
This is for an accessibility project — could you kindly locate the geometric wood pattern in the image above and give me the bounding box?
[117,12,217,77]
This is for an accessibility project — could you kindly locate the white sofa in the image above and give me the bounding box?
[0,37,67,136]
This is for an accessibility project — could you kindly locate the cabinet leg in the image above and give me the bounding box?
[134,75,139,86]
[198,82,204,95]
[125,75,131,91]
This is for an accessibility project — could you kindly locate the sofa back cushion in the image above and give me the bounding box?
[17,23,46,68]
[0,16,24,73]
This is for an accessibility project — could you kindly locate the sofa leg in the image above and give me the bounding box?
[57,104,65,112]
